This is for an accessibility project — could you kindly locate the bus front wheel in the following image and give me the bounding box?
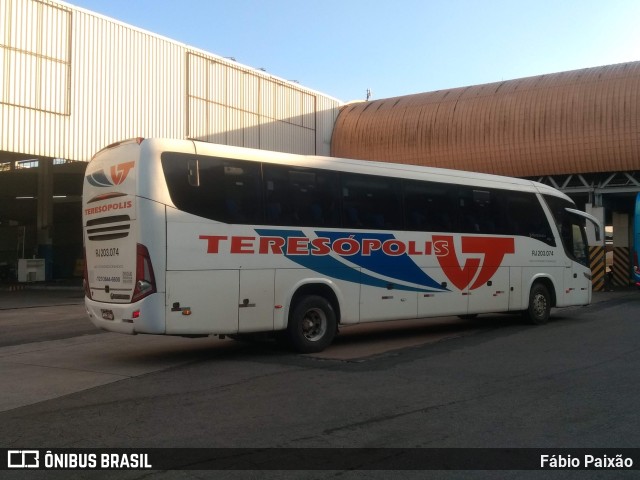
[287,295,336,353]
[523,283,551,325]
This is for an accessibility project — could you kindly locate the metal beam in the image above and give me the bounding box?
[623,172,640,187]
[529,171,640,196]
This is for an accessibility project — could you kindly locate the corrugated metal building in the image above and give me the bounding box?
[331,62,640,178]
[1,0,340,160]
[0,0,340,280]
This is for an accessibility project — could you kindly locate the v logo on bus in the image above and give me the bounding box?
[86,161,135,187]
[110,162,135,185]
[434,235,515,291]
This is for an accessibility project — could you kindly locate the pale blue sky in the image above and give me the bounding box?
[66,0,640,102]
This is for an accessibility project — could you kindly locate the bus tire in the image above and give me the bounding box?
[287,295,336,353]
[523,283,551,325]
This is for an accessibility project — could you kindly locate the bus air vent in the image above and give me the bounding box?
[86,215,131,241]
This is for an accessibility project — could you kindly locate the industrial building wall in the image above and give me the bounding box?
[0,0,340,161]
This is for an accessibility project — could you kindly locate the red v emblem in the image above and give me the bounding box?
[434,235,515,291]
[433,236,481,290]
[110,161,135,185]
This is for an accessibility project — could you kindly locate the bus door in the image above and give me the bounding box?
[561,209,599,305]
[544,197,601,307]
[562,219,591,305]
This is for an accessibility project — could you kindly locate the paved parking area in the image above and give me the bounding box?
[0,284,636,414]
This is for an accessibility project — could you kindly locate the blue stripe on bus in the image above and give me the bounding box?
[86,170,113,187]
[317,231,446,291]
[255,229,446,293]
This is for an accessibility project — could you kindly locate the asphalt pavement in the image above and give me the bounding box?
[1,283,639,479]
[1,284,639,479]
[0,284,84,309]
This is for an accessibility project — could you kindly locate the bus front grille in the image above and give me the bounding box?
[86,215,131,241]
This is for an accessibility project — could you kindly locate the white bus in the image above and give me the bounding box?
[83,138,601,353]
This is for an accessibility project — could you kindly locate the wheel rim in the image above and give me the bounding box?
[532,292,548,319]
[301,307,327,342]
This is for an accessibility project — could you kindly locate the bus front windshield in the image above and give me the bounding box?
[544,195,589,267]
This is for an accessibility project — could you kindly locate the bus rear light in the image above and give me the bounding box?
[131,244,157,303]
[123,311,139,323]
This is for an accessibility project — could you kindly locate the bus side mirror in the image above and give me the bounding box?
[188,158,200,187]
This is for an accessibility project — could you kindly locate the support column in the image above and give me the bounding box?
[586,204,606,291]
[37,158,54,281]
[612,212,630,287]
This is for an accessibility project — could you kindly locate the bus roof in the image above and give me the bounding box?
[104,137,571,201]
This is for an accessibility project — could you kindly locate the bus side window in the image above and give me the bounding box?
[341,174,401,230]
[471,189,497,234]
[312,173,340,228]
[195,158,260,224]
[263,165,340,228]
[460,187,497,234]
[504,192,555,245]
[402,180,458,233]
[161,153,263,224]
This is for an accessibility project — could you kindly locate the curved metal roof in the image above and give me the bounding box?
[331,62,640,177]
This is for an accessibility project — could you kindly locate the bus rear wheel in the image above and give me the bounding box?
[523,283,551,325]
[287,295,336,353]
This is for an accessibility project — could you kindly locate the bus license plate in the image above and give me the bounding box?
[101,309,115,321]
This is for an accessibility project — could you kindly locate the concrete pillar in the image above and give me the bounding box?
[37,158,54,281]
[612,212,630,286]
[613,213,630,248]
